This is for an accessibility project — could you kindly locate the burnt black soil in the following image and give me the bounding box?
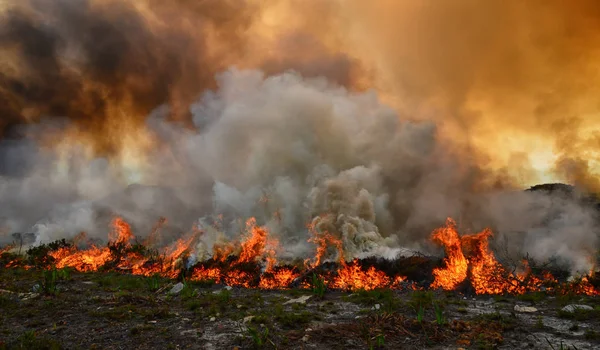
[1,267,600,350]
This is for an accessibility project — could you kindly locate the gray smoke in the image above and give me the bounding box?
[0,69,597,274]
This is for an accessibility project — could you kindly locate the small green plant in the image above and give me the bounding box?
[311,273,326,298]
[56,268,70,280]
[42,268,59,295]
[247,326,270,349]
[180,277,197,299]
[535,316,544,329]
[274,308,315,329]
[408,291,434,310]
[416,304,425,323]
[433,302,445,325]
[557,306,600,321]
[347,289,400,312]
[146,274,162,292]
[516,292,547,304]
[216,289,231,303]
[372,333,385,349]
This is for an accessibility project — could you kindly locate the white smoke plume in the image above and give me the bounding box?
[0,69,598,274]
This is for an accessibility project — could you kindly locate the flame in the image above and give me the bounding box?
[305,218,402,291]
[568,277,599,296]
[331,260,391,291]
[238,218,276,266]
[2,215,598,295]
[305,217,345,269]
[48,217,195,277]
[50,245,113,272]
[224,271,253,288]
[258,267,299,290]
[429,218,598,295]
[430,218,468,290]
[0,245,14,255]
[191,266,222,283]
[109,217,134,247]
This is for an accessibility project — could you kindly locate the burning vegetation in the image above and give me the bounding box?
[1,1,600,348]
[2,215,597,296]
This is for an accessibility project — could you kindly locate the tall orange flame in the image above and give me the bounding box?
[430,218,468,290]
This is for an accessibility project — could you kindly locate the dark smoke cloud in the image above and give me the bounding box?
[0,0,257,151]
[0,0,365,155]
[0,0,235,151]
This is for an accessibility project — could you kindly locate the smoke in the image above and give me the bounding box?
[333,0,600,188]
[0,1,599,273]
[0,69,597,274]
[0,0,362,153]
[4,0,599,188]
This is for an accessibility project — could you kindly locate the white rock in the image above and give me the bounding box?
[283,295,312,305]
[374,304,381,310]
[209,317,216,322]
[514,305,538,313]
[302,335,310,342]
[243,316,255,323]
[180,329,197,336]
[169,282,185,295]
[213,287,232,294]
[561,304,593,313]
[20,293,40,301]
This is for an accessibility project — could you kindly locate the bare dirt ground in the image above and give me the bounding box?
[1,267,599,350]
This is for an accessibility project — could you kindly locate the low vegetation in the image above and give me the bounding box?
[0,266,599,349]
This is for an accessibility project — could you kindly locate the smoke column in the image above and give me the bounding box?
[0,1,598,273]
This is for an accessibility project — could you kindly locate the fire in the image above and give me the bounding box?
[48,217,197,277]
[331,260,391,291]
[191,266,222,283]
[429,218,599,296]
[561,276,599,296]
[430,218,468,290]
[2,215,598,295]
[304,219,403,291]
[238,218,276,266]
[109,217,134,246]
[258,267,299,290]
[0,245,14,255]
[224,271,254,288]
[50,245,113,272]
[305,217,345,269]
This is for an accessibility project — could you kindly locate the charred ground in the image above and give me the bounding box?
[1,267,600,350]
